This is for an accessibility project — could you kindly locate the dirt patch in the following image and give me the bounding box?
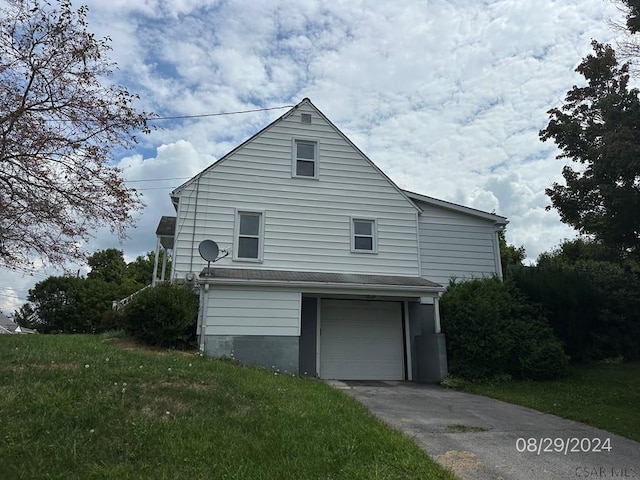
[437,450,484,477]
[150,380,210,392]
[104,336,195,356]
[140,397,189,421]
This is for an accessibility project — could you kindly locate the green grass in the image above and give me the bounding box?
[455,362,640,442]
[0,334,455,480]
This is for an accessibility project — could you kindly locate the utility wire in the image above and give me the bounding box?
[147,105,295,121]
[126,176,191,183]
[42,105,294,123]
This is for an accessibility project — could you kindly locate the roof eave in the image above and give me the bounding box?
[403,189,508,225]
[198,276,444,294]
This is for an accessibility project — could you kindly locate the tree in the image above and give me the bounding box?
[621,0,640,33]
[536,238,619,267]
[126,250,172,286]
[540,41,640,260]
[611,1,640,69]
[498,230,526,278]
[87,248,127,284]
[0,0,152,270]
[13,248,171,333]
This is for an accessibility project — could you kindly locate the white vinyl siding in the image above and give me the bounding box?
[414,200,501,285]
[205,287,301,336]
[172,103,420,278]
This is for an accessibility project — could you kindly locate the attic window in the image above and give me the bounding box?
[292,139,318,179]
[301,113,312,124]
[351,218,377,253]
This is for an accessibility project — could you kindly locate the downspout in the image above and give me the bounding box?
[494,224,506,280]
[199,283,209,352]
[189,175,203,274]
[433,297,441,334]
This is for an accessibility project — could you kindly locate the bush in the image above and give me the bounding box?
[440,277,568,381]
[511,262,640,362]
[120,283,198,348]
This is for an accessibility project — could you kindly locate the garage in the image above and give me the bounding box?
[319,299,405,380]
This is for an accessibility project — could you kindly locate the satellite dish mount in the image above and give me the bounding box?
[198,239,224,271]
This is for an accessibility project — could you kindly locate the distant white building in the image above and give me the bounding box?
[0,311,36,334]
[0,311,16,334]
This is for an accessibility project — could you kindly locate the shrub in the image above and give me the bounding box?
[120,283,198,348]
[511,262,640,362]
[509,266,600,363]
[440,277,568,381]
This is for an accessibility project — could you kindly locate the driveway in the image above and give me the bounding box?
[332,381,639,480]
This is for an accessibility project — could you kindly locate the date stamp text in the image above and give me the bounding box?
[516,437,612,455]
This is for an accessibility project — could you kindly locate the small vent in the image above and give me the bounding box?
[301,113,312,124]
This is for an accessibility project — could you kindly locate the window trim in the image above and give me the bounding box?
[291,138,319,179]
[350,217,378,254]
[233,209,265,262]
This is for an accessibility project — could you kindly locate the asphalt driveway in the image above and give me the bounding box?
[331,381,639,480]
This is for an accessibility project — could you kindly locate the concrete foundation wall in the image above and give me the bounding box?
[203,335,299,374]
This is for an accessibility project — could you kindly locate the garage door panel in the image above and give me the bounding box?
[320,299,404,380]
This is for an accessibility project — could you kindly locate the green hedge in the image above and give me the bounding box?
[120,283,198,348]
[440,277,568,381]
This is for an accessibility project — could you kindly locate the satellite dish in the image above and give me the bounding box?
[198,240,219,270]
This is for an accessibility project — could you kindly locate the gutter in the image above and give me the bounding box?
[197,276,445,294]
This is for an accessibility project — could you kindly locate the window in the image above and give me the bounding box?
[234,210,264,261]
[351,218,377,253]
[293,139,318,178]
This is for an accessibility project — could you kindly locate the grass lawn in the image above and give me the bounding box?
[0,333,455,480]
[455,362,640,442]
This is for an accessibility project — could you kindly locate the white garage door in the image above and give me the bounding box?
[320,299,404,380]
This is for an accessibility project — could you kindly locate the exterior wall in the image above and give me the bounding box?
[414,200,501,285]
[203,335,298,373]
[172,102,420,280]
[205,287,301,336]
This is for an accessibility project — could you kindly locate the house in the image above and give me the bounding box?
[0,311,16,334]
[157,98,507,382]
[0,311,37,334]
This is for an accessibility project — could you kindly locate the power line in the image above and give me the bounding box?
[147,105,294,121]
[42,105,295,123]
[126,176,191,183]
[134,186,177,191]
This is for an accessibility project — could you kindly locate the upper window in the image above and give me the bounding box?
[351,218,377,253]
[293,139,318,178]
[234,210,264,261]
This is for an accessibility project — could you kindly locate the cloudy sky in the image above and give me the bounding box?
[0,0,629,314]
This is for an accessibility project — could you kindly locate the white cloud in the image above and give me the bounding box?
[0,0,628,311]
